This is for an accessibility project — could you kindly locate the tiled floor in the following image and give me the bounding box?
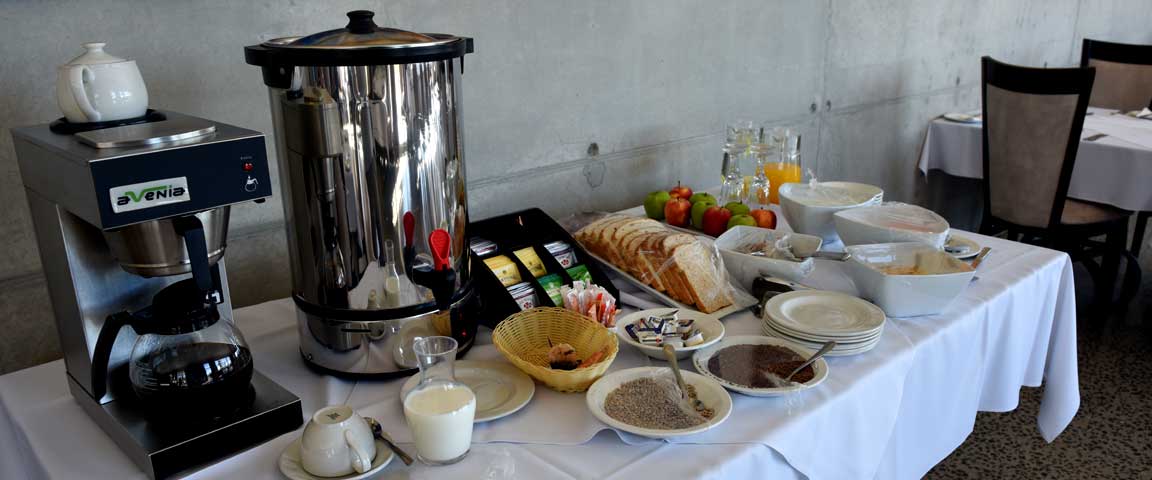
[927,265,1152,479]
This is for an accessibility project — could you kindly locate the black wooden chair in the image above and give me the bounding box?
[1080,39,1152,266]
[980,56,1138,314]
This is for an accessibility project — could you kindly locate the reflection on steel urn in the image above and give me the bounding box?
[246,10,478,377]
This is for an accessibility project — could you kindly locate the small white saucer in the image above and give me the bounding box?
[943,112,982,124]
[945,234,982,259]
[279,438,394,480]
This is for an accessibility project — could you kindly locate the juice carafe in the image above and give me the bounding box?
[763,130,802,204]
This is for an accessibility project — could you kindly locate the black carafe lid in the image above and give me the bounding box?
[135,279,220,335]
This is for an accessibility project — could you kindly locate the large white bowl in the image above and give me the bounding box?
[586,366,732,439]
[834,203,949,248]
[615,309,725,360]
[691,335,829,397]
[844,243,976,317]
[713,226,823,288]
[778,182,883,242]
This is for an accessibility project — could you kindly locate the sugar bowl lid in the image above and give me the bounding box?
[245,10,473,67]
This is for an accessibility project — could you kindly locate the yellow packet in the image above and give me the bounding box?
[513,247,548,278]
[484,255,522,287]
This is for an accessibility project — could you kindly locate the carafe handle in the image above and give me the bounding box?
[67,65,102,122]
[345,429,372,473]
[172,215,213,295]
[90,311,132,401]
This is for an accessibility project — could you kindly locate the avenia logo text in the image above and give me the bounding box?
[116,184,187,206]
[109,176,191,213]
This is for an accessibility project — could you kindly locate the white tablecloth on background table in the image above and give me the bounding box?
[0,232,1078,480]
[918,108,1152,212]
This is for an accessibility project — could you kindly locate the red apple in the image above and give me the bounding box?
[749,209,777,229]
[664,197,692,227]
[701,206,733,237]
[669,182,693,200]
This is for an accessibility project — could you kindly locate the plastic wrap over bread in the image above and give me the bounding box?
[569,213,752,314]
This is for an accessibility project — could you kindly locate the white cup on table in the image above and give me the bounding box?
[299,405,376,477]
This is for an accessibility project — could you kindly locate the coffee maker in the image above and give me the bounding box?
[11,111,302,479]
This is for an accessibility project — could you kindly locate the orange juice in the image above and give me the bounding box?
[762,162,802,204]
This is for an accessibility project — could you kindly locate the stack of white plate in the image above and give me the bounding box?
[760,290,885,356]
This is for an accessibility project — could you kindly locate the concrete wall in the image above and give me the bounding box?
[2,0,1150,373]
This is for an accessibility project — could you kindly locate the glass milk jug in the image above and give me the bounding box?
[402,336,476,465]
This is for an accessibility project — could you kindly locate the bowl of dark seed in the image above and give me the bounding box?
[585,367,732,438]
[691,335,829,397]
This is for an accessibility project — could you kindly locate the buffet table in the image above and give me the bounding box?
[0,230,1078,480]
[918,108,1152,212]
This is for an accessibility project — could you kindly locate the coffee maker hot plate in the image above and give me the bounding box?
[68,371,301,479]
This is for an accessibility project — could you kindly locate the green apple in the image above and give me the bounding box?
[724,201,751,216]
[644,191,672,219]
[691,199,718,229]
[727,214,757,230]
[689,192,716,205]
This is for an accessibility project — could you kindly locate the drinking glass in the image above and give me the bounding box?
[403,336,476,465]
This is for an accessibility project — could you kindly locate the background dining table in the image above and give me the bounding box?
[0,209,1080,480]
[918,107,1152,214]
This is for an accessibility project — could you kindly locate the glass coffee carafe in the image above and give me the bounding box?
[92,278,254,419]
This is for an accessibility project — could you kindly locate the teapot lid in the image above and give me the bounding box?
[65,42,127,66]
[245,10,472,68]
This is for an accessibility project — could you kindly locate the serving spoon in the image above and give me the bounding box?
[766,341,837,388]
[663,344,704,411]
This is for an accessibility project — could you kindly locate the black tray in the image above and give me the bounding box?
[468,208,618,328]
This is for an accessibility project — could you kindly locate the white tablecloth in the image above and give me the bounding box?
[918,108,1152,212]
[0,233,1078,480]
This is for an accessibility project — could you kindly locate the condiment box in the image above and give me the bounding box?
[469,208,618,328]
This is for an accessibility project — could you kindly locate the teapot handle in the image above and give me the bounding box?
[345,429,373,473]
[67,65,102,122]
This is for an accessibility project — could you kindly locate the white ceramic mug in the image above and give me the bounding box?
[56,42,148,123]
[299,405,377,477]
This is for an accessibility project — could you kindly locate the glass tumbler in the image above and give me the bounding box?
[402,336,476,465]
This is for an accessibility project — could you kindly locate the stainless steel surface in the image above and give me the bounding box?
[296,294,471,375]
[366,418,414,466]
[25,189,228,402]
[76,116,216,148]
[784,341,836,383]
[102,207,229,277]
[268,59,470,313]
[11,111,267,229]
[68,370,302,480]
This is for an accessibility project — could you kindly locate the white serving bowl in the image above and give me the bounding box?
[778,181,883,242]
[691,335,829,396]
[713,226,823,288]
[844,242,976,317]
[834,203,950,249]
[586,366,732,439]
[615,309,724,360]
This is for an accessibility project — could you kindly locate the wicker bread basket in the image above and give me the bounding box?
[493,307,619,393]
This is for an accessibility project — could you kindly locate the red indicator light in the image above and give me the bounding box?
[243,162,254,172]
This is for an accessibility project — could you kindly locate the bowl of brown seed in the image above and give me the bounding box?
[585,366,732,439]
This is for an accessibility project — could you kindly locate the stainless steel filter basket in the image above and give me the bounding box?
[102,207,228,277]
[246,10,477,377]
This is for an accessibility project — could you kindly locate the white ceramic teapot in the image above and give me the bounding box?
[56,42,148,123]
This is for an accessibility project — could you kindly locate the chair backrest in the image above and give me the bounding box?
[1080,39,1152,111]
[981,56,1094,230]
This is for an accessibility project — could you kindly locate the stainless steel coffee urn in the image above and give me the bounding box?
[245,10,478,377]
